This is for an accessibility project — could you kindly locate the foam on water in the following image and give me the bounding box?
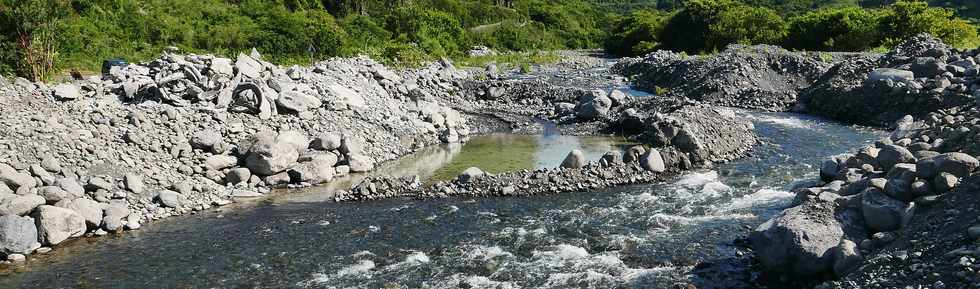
[714,188,794,213]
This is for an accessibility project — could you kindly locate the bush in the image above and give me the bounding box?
[710,5,788,46]
[879,0,978,48]
[603,10,671,56]
[786,7,884,51]
[388,7,469,57]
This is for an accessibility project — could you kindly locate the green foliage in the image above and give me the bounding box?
[0,0,71,80]
[388,6,468,57]
[785,7,884,51]
[604,9,670,56]
[711,5,788,45]
[878,0,978,47]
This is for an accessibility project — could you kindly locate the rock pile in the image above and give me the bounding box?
[803,34,978,126]
[613,45,835,111]
[0,50,473,263]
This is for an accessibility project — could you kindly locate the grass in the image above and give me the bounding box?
[456,51,561,71]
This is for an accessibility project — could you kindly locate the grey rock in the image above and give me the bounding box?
[640,149,667,173]
[102,200,129,231]
[868,68,914,83]
[347,154,375,173]
[933,172,958,193]
[52,83,81,100]
[457,167,485,183]
[86,177,115,192]
[608,90,627,107]
[276,91,322,113]
[190,130,223,152]
[205,155,239,170]
[910,57,944,77]
[245,132,300,176]
[0,195,45,216]
[60,198,104,229]
[820,159,840,182]
[39,186,71,204]
[877,145,915,170]
[124,173,144,195]
[55,178,85,198]
[310,133,342,151]
[276,130,309,152]
[235,53,263,79]
[32,205,86,245]
[910,181,931,196]
[157,190,185,208]
[624,146,646,163]
[560,149,586,169]
[862,188,915,232]
[932,152,978,178]
[225,168,252,185]
[30,165,55,186]
[600,151,622,166]
[0,215,39,254]
[576,90,612,120]
[0,164,35,190]
[749,204,843,275]
[264,172,292,186]
[288,161,335,184]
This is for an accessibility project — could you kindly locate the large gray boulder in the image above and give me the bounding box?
[310,133,342,151]
[157,190,186,208]
[457,167,485,183]
[102,200,129,231]
[561,150,586,169]
[640,149,667,173]
[245,132,301,176]
[749,204,844,275]
[52,83,81,100]
[276,91,322,113]
[877,145,915,170]
[124,173,145,195]
[862,188,915,232]
[0,215,39,254]
[32,205,87,245]
[0,164,35,190]
[0,195,46,216]
[347,154,376,173]
[932,152,978,178]
[190,130,223,152]
[288,160,335,184]
[575,90,612,120]
[205,155,239,170]
[59,198,104,229]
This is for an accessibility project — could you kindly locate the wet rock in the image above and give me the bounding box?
[60,198,103,229]
[288,161,335,184]
[0,215,39,255]
[102,200,129,231]
[820,159,841,182]
[877,145,915,170]
[32,205,86,246]
[624,146,646,163]
[561,150,586,169]
[833,239,862,277]
[749,204,843,275]
[862,188,915,232]
[932,152,978,178]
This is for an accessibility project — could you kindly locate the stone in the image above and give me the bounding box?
[347,154,375,173]
[30,165,54,186]
[276,91,322,113]
[326,83,366,110]
[276,130,310,152]
[575,90,612,120]
[862,188,915,232]
[749,205,843,275]
[157,190,185,208]
[60,198,103,229]
[624,146,646,164]
[210,57,234,76]
[39,186,71,204]
[245,132,300,176]
[32,205,86,245]
[124,173,144,195]
[457,167,485,183]
[0,215,39,254]
[310,133,343,151]
[933,172,958,193]
[968,226,980,239]
[86,177,115,192]
[560,150,586,169]
[125,213,141,230]
[205,155,239,170]
[877,145,915,170]
[868,68,914,83]
[55,178,85,198]
[910,181,931,196]
[600,151,622,166]
[640,149,667,173]
[52,83,81,100]
[0,164,35,190]
[832,239,862,277]
[235,53,262,79]
[190,130,223,152]
[102,200,129,231]
[932,153,978,178]
[607,90,627,107]
[7,253,25,262]
[225,168,252,185]
[0,195,45,216]
[288,161,335,184]
[910,57,944,77]
[820,159,840,182]
[264,172,292,186]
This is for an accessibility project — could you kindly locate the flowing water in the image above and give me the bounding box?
[0,111,882,289]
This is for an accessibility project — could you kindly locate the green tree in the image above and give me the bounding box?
[879,0,978,47]
[711,5,788,45]
[603,9,671,56]
[786,7,883,51]
[0,0,70,80]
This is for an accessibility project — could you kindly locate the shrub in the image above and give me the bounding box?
[786,7,884,51]
[879,0,979,48]
[710,5,788,46]
[603,9,671,56]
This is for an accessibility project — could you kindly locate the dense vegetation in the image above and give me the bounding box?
[0,0,977,80]
[608,0,978,56]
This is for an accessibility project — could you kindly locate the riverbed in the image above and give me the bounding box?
[0,111,882,289]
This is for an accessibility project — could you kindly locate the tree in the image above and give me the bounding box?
[879,0,978,47]
[0,0,70,80]
[786,7,883,51]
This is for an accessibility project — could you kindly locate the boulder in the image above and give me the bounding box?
[205,155,239,170]
[749,204,844,275]
[245,132,300,176]
[862,188,915,232]
[264,172,292,186]
[310,133,343,151]
[39,186,71,204]
[276,130,310,152]
[276,91,322,113]
[0,164,35,190]
[190,130,223,152]
[932,152,978,178]
[60,198,104,229]
[457,167,485,183]
[235,53,262,79]
[876,145,915,170]
[0,215,39,254]
[288,161,335,184]
[561,150,586,169]
[55,178,85,198]
[102,200,129,231]
[933,172,959,193]
[575,90,612,120]
[820,159,840,182]
[124,173,145,195]
[52,83,81,100]
[640,149,667,173]
[868,68,914,83]
[157,190,185,208]
[225,168,252,185]
[600,151,622,166]
[347,154,376,173]
[0,195,45,216]
[32,205,86,245]
[326,83,366,110]
[910,57,944,77]
[608,90,627,107]
[624,146,646,163]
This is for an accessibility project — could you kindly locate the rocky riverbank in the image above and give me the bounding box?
[614,34,980,288]
[0,49,760,265]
